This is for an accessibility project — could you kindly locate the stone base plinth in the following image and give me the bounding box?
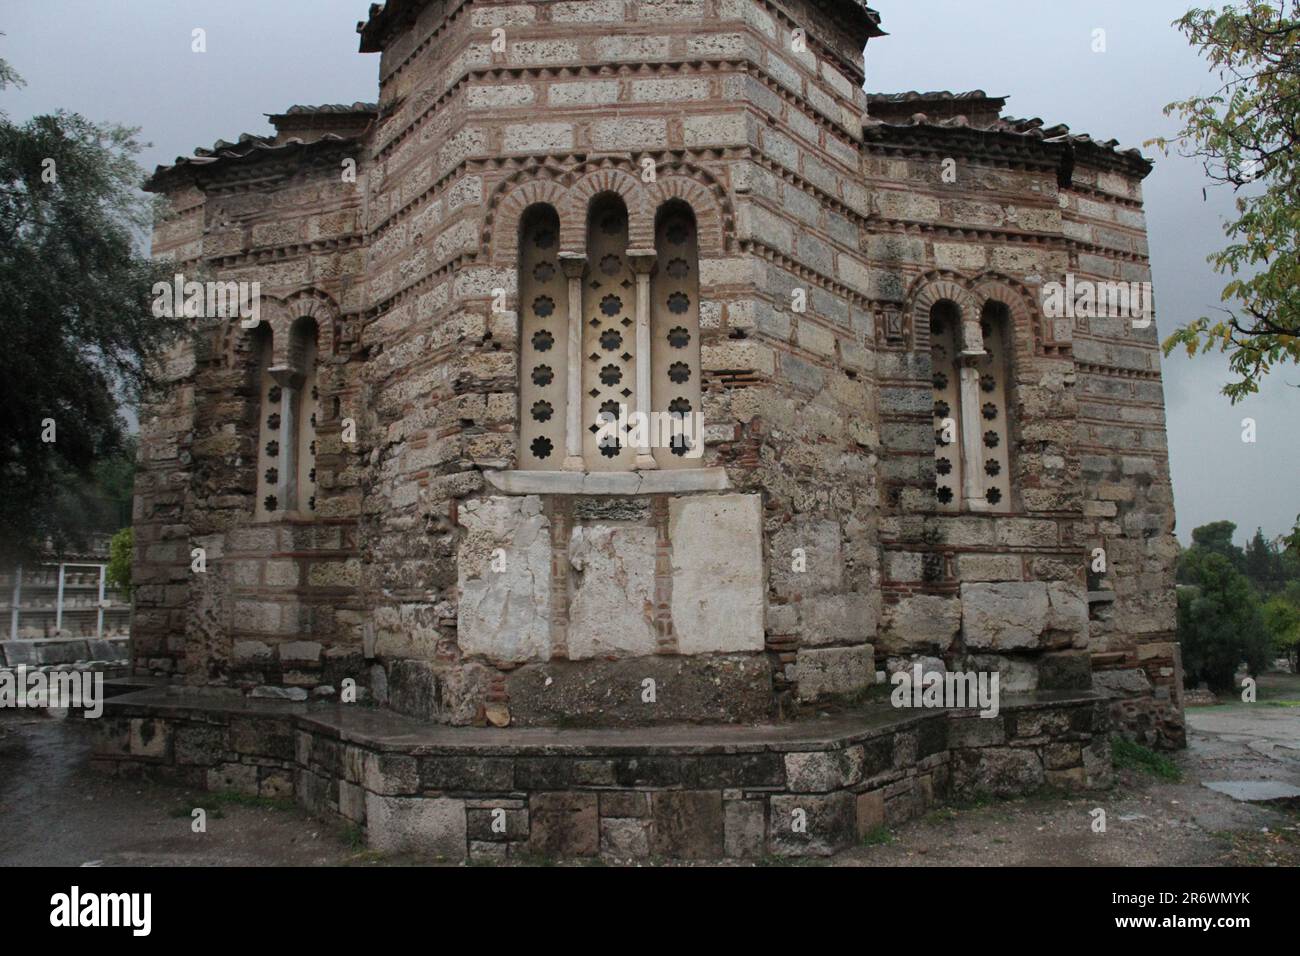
[93,688,1112,861]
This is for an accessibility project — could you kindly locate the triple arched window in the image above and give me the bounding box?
[931,300,1014,512]
[517,195,702,472]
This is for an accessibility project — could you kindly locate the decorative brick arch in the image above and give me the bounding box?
[971,272,1054,358]
[648,172,730,258]
[484,170,571,267]
[567,165,650,253]
[482,157,735,261]
[905,270,981,351]
[221,296,277,368]
[971,273,1037,328]
[279,290,339,364]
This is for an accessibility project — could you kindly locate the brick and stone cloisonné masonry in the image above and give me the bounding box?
[115,0,1184,855]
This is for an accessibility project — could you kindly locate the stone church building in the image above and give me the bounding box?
[111,0,1184,857]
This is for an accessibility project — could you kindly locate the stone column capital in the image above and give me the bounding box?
[627,248,658,275]
[268,365,305,389]
[558,252,587,279]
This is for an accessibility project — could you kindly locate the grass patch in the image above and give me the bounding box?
[167,789,296,819]
[925,806,960,824]
[1212,818,1300,866]
[1111,736,1182,782]
[339,823,366,852]
[860,825,895,846]
[947,792,995,812]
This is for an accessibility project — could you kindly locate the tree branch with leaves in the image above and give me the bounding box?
[1149,1,1300,403]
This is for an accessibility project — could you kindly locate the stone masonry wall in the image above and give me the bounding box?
[1063,163,1184,748]
[139,136,369,695]
[357,0,885,722]
[134,0,1183,743]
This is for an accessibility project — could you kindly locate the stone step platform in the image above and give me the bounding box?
[93,687,1114,861]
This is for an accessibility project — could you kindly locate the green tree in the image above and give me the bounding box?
[1178,520,1246,582]
[0,58,172,563]
[1178,553,1271,692]
[1152,1,1300,403]
[105,526,133,596]
[1243,526,1281,592]
[1263,592,1300,670]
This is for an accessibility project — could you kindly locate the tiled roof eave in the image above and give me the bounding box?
[144,132,365,193]
[862,121,1152,179]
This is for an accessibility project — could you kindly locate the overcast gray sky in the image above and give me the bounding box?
[3,0,1296,545]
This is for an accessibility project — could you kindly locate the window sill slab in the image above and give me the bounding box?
[484,468,731,496]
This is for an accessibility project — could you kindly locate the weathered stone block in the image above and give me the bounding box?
[128,718,172,759]
[951,747,1045,797]
[528,792,599,858]
[599,791,650,818]
[724,799,767,859]
[767,792,856,857]
[961,582,1049,651]
[855,789,885,836]
[567,524,657,659]
[784,747,865,793]
[650,791,724,859]
[366,794,467,859]
[1040,650,1093,690]
[206,761,258,795]
[669,494,765,655]
[421,756,514,792]
[948,714,1005,748]
[363,752,419,796]
[174,724,226,766]
[794,645,873,700]
[600,818,651,859]
[457,496,551,663]
[880,595,961,654]
[467,806,529,842]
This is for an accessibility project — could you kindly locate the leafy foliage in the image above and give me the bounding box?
[1178,552,1272,691]
[106,526,133,596]
[0,57,173,562]
[1262,583,1300,669]
[1149,1,1300,402]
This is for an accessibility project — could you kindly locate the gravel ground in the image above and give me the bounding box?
[1,676,1297,867]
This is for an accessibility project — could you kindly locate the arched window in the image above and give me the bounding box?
[253,317,320,518]
[651,200,702,469]
[930,301,963,513]
[930,298,1015,512]
[518,204,567,469]
[514,194,706,473]
[290,317,320,514]
[582,193,635,471]
[252,324,278,520]
[976,301,1013,510]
